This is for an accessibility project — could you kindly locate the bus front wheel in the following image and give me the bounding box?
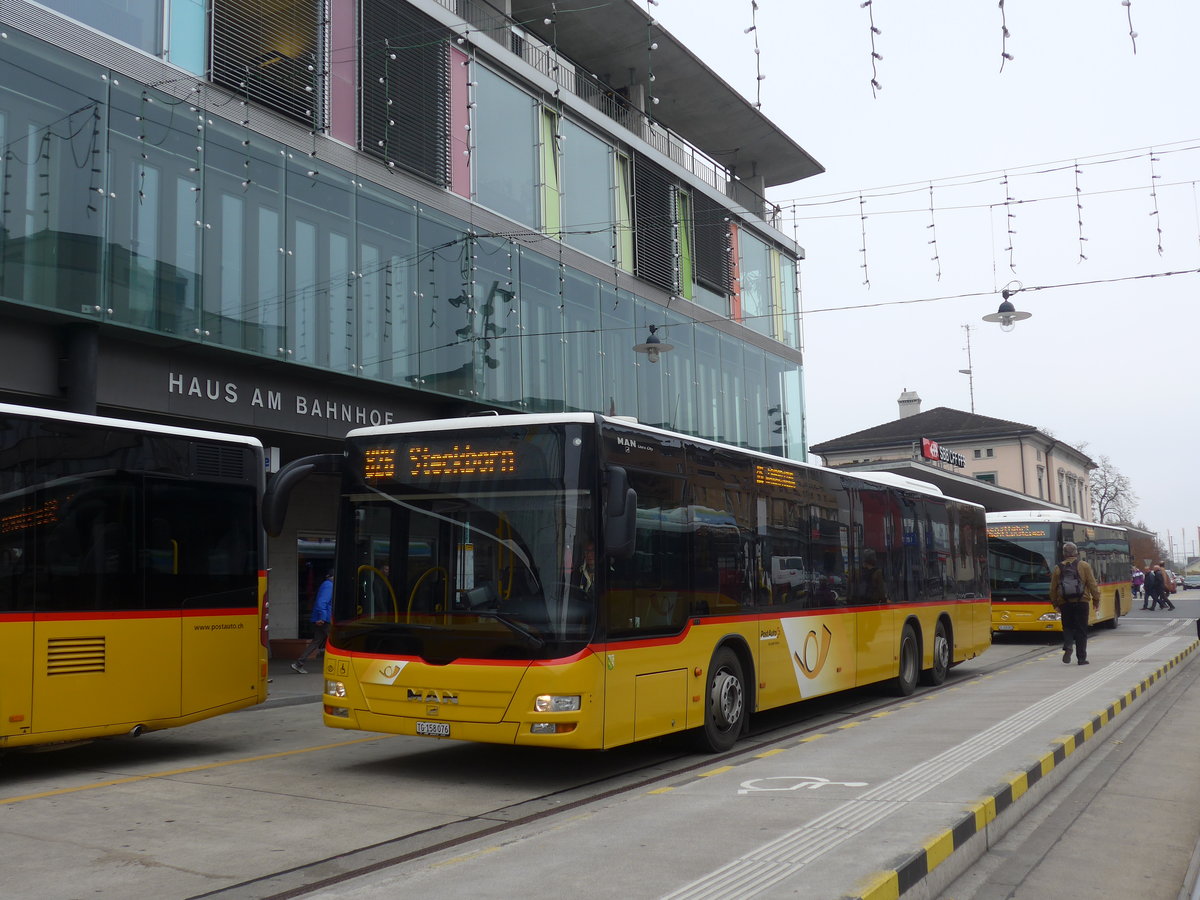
[893,624,919,696]
[697,647,746,752]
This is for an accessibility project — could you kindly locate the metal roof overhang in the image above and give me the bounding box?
[510,0,824,187]
[837,461,1066,514]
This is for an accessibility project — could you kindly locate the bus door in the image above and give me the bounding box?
[848,485,898,686]
[602,469,690,747]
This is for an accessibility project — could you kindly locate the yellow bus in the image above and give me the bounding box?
[987,510,1131,634]
[0,403,269,750]
[265,413,990,751]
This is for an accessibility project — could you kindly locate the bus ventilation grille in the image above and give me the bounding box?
[194,444,246,479]
[46,636,106,675]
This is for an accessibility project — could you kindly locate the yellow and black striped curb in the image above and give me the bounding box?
[846,639,1199,900]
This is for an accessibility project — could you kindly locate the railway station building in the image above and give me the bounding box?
[808,390,1097,520]
[0,0,822,650]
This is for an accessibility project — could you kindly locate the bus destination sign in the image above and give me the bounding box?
[987,523,1050,539]
[407,444,518,479]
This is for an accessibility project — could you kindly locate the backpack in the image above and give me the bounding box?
[1059,559,1083,601]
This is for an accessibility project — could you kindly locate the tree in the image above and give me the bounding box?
[1091,455,1136,524]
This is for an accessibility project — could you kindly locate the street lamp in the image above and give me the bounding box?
[632,324,673,364]
[982,281,1032,333]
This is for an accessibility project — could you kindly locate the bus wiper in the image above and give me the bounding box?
[471,610,545,649]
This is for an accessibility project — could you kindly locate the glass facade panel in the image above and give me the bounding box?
[0,35,106,317]
[739,230,772,338]
[356,183,417,383]
[779,255,800,351]
[202,116,286,355]
[662,308,696,436]
[416,208,474,398]
[560,119,612,262]
[106,80,202,335]
[719,332,746,446]
[476,236,521,406]
[693,324,722,442]
[600,286,637,418]
[285,160,354,369]
[519,248,564,412]
[742,344,768,453]
[474,67,537,227]
[562,270,602,413]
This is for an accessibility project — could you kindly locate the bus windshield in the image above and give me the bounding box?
[331,424,594,662]
[987,532,1056,597]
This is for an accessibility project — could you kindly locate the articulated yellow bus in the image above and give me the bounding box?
[0,403,269,750]
[987,510,1131,634]
[265,413,990,752]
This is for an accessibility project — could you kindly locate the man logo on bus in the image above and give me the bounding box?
[407,688,459,704]
[794,624,833,679]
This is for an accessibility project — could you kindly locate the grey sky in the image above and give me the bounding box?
[651,0,1200,559]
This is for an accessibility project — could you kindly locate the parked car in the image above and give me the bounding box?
[1181,573,1200,590]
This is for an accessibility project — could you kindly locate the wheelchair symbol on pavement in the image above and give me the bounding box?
[738,776,867,794]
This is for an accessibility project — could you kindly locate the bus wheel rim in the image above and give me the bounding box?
[711,670,743,730]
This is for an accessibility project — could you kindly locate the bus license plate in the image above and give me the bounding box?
[998,625,1014,631]
[416,721,450,737]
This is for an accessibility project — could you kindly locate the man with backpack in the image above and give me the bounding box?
[1050,542,1101,666]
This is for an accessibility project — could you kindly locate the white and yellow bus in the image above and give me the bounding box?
[266,413,991,752]
[987,510,1131,634]
[0,403,269,750]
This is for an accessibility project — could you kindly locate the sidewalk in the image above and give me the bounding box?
[265,655,326,706]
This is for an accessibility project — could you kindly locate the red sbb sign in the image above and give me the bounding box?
[921,438,966,468]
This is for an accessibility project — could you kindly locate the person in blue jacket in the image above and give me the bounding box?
[292,571,333,674]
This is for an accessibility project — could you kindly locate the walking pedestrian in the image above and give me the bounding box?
[1050,542,1100,666]
[293,570,333,674]
[1132,566,1144,604]
[1145,566,1165,610]
[1156,563,1177,611]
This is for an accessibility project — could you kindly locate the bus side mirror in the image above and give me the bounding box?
[604,466,637,559]
[262,453,343,537]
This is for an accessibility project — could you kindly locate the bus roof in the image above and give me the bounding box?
[0,402,263,449]
[986,509,1124,532]
[348,412,973,507]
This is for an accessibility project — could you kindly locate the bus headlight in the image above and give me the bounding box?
[534,694,581,712]
[325,679,346,698]
[530,722,577,734]
[1037,612,1062,622]
[324,705,350,718]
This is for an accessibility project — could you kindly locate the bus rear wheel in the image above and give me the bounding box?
[696,647,746,752]
[920,620,950,686]
[892,624,919,696]
[1107,591,1121,629]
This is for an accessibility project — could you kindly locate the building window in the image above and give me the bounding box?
[212,0,325,128]
[973,449,981,459]
[1037,465,1045,499]
[360,0,450,185]
[474,67,538,226]
[975,473,996,485]
[985,448,994,458]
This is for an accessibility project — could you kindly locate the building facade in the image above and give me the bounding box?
[0,0,821,647]
[809,392,1096,519]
